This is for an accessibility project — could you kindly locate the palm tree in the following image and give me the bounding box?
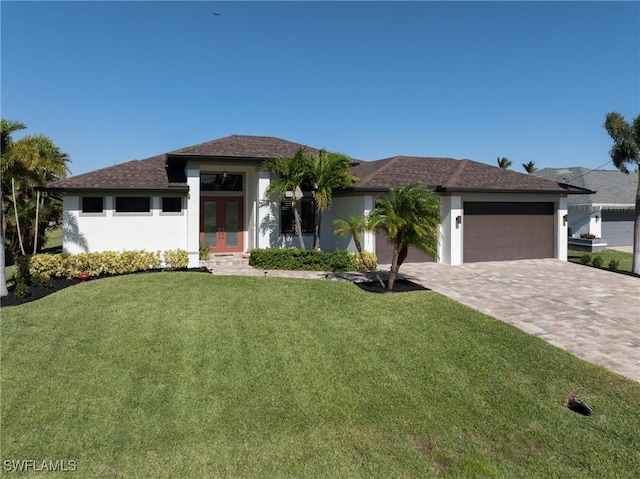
[497,157,512,169]
[522,161,537,174]
[369,183,440,290]
[1,126,70,263]
[333,214,385,288]
[604,111,640,275]
[263,147,309,249]
[1,120,27,296]
[306,150,356,249]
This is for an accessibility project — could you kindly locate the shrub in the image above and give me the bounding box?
[249,248,371,272]
[607,258,620,271]
[31,272,54,289]
[15,255,32,283]
[348,251,378,271]
[199,242,211,261]
[591,255,603,268]
[578,253,591,265]
[14,279,31,299]
[163,249,189,270]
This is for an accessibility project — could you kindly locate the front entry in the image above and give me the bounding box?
[200,198,243,253]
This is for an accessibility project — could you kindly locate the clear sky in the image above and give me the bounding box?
[2,1,639,177]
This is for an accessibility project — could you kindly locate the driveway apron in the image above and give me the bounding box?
[396,259,640,383]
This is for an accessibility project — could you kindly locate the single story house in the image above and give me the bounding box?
[535,167,638,247]
[45,135,588,267]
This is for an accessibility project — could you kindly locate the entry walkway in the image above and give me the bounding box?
[203,256,640,382]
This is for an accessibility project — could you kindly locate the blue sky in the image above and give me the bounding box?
[2,1,638,176]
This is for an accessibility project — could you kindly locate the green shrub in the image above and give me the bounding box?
[15,255,32,283]
[199,242,211,261]
[31,272,54,289]
[578,253,591,265]
[591,255,603,268]
[607,258,620,271]
[163,249,189,270]
[14,279,31,299]
[249,248,370,272]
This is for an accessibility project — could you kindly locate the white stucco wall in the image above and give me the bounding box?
[320,195,367,252]
[63,194,188,256]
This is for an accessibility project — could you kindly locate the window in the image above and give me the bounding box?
[115,197,150,213]
[200,173,243,191]
[280,197,315,234]
[162,197,182,213]
[81,197,104,213]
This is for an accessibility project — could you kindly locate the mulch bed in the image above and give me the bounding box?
[355,279,429,294]
[1,268,211,308]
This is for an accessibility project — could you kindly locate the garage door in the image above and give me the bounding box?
[375,232,434,264]
[463,202,554,263]
[602,210,634,246]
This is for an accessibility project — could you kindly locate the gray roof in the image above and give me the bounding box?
[535,167,638,208]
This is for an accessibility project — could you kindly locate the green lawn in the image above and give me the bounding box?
[568,248,634,274]
[2,274,639,478]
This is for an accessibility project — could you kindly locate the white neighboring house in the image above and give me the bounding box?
[45,135,587,267]
[535,167,637,247]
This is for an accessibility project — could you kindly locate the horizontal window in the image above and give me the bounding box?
[201,173,243,192]
[115,197,150,213]
[81,197,104,213]
[162,197,182,213]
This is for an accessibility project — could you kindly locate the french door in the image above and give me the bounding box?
[200,198,243,253]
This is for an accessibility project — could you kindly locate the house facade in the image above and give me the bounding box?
[46,135,586,267]
[535,167,638,247]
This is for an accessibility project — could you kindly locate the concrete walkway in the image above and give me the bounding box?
[204,256,640,383]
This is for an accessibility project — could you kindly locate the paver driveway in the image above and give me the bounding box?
[397,259,640,382]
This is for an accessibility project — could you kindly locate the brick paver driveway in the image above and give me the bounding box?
[396,259,640,382]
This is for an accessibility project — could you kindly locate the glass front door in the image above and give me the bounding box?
[200,198,243,253]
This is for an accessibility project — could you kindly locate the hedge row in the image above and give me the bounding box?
[16,249,189,281]
[248,248,378,272]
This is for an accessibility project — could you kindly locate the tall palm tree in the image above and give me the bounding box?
[497,157,512,169]
[604,111,640,275]
[522,161,537,174]
[1,129,70,263]
[1,120,27,296]
[306,150,356,249]
[263,147,309,249]
[369,183,440,290]
[333,214,385,288]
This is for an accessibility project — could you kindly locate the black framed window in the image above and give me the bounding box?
[162,197,182,213]
[81,197,104,213]
[200,173,243,191]
[115,197,150,213]
[280,197,315,234]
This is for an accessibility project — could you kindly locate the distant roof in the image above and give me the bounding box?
[350,156,587,194]
[45,135,585,195]
[535,167,637,208]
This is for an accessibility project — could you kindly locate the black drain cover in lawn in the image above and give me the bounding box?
[355,279,429,294]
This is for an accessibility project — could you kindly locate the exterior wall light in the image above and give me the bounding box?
[456,215,462,227]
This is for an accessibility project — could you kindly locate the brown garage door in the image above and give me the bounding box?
[375,232,434,264]
[463,202,554,263]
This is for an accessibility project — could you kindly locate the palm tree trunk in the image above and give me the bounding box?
[314,210,322,250]
[11,178,25,256]
[0,181,8,297]
[388,242,402,291]
[292,203,306,249]
[632,169,640,275]
[33,190,41,254]
[353,235,385,289]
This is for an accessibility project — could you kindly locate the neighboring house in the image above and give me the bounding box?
[45,135,587,267]
[535,167,638,246]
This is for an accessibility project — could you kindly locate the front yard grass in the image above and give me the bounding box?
[2,274,639,478]
[568,248,634,274]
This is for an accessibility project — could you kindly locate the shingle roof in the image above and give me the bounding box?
[45,135,585,194]
[168,134,320,159]
[350,156,585,193]
[535,167,638,207]
[45,135,319,191]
